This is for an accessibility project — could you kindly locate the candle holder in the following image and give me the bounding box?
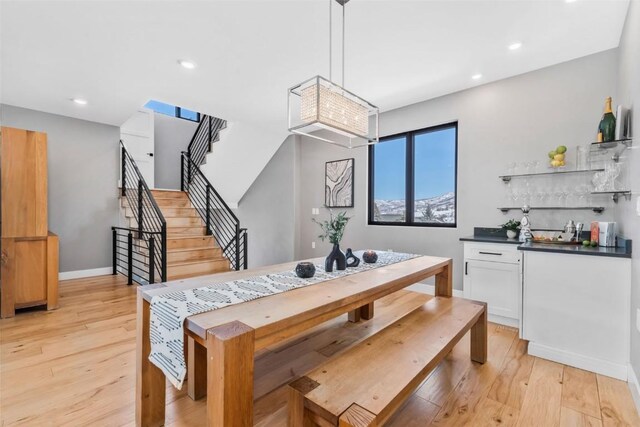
[345,248,360,267]
[295,262,316,278]
[363,250,378,264]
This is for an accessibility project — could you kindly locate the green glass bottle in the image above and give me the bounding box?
[598,97,616,142]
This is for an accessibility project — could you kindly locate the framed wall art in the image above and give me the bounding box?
[325,158,354,208]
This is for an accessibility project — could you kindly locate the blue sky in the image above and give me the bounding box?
[144,100,199,121]
[374,127,456,200]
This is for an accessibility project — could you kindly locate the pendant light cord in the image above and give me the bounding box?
[329,0,332,81]
[329,0,346,86]
[342,1,345,87]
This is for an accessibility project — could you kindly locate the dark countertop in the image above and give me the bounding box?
[460,227,632,259]
[517,241,631,259]
[459,235,521,245]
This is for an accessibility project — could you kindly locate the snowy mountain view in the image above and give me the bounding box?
[373,192,455,223]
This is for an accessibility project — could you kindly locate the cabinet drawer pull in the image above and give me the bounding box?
[478,251,503,256]
[465,261,468,275]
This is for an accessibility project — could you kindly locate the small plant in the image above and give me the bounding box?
[313,210,350,245]
[501,219,521,231]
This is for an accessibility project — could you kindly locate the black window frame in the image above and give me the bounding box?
[368,121,458,228]
[175,106,201,123]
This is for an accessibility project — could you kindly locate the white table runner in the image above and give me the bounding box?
[148,251,419,388]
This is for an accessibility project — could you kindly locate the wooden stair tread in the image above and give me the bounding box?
[158,208,199,216]
[167,247,219,253]
[167,226,205,230]
[167,235,215,240]
[167,258,228,267]
[296,296,485,421]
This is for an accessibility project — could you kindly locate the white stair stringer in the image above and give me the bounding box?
[199,120,289,208]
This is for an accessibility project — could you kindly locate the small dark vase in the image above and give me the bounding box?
[295,262,316,278]
[345,248,360,268]
[325,244,346,272]
[363,250,378,264]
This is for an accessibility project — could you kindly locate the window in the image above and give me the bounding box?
[144,100,201,122]
[368,122,458,227]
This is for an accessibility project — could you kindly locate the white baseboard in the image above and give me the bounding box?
[408,283,464,297]
[629,364,640,415]
[528,342,628,380]
[488,313,519,328]
[59,267,113,281]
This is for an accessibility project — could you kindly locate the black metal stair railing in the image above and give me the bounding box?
[113,141,167,285]
[186,115,227,169]
[181,152,248,271]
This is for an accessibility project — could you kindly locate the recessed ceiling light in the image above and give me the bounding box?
[508,42,523,51]
[178,59,196,69]
[72,98,88,105]
[472,74,482,80]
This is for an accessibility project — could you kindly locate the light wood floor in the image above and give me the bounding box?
[1,275,638,426]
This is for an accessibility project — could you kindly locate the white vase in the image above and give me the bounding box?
[506,230,517,239]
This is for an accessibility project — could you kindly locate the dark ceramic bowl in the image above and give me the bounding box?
[295,262,316,278]
[363,250,378,263]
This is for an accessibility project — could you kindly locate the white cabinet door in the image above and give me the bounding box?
[464,260,520,320]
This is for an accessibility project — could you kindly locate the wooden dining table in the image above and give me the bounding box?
[135,255,453,427]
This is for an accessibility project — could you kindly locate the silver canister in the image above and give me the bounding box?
[564,220,576,235]
[575,222,584,242]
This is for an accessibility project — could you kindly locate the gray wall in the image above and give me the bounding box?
[236,136,297,268]
[154,112,198,190]
[295,49,619,291]
[615,0,640,383]
[1,104,120,272]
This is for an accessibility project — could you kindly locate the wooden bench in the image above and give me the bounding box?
[288,296,487,427]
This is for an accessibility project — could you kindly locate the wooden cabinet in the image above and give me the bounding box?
[1,127,58,318]
[463,242,522,328]
[1,127,48,238]
[1,233,59,318]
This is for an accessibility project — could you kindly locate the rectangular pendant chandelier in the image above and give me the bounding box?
[288,75,379,148]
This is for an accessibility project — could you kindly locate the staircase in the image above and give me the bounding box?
[113,114,247,286]
[122,189,231,280]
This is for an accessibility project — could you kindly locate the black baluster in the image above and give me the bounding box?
[137,179,143,239]
[148,236,155,284]
[187,147,192,185]
[208,116,212,149]
[206,187,211,235]
[161,223,167,282]
[180,153,185,191]
[127,231,133,285]
[112,228,117,275]
[235,224,240,271]
[121,145,126,197]
[243,231,248,269]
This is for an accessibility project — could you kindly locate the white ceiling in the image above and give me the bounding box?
[0,0,630,133]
